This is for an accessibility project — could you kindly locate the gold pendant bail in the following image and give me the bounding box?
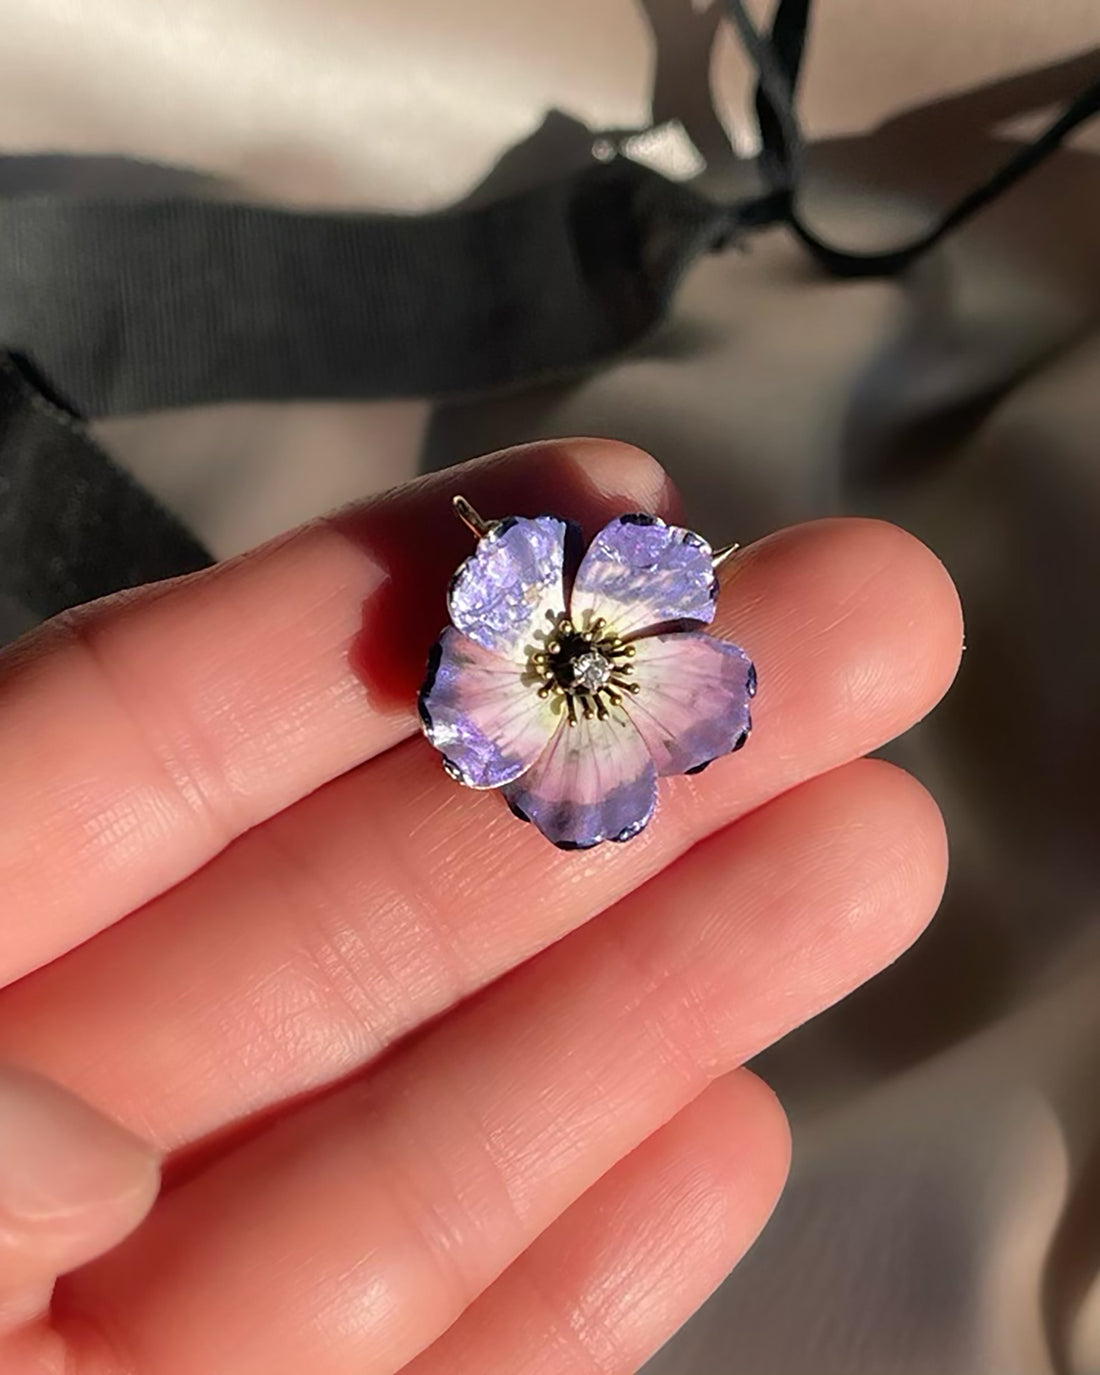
[452,494,494,540]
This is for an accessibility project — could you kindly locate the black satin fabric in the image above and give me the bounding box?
[2,0,1096,622]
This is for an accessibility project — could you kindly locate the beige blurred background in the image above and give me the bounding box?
[2,3,1100,1371]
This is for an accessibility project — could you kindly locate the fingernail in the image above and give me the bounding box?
[0,1066,159,1226]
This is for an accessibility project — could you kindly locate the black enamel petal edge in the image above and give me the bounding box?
[417,635,481,787]
[683,718,751,778]
[420,633,506,789]
[560,516,587,593]
[610,774,659,845]
[681,657,756,775]
[611,809,656,844]
[544,785,657,851]
[417,635,445,733]
[622,615,712,643]
[505,794,533,825]
[680,527,720,604]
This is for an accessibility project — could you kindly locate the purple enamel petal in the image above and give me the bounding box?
[502,708,657,849]
[419,628,558,789]
[448,515,572,660]
[624,632,754,776]
[569,514,717,639]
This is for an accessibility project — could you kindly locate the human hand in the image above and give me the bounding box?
[0,441,961,1375]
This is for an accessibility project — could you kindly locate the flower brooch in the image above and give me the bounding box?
[418,496,756,850]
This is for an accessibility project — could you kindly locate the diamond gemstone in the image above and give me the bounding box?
[571,650,612,692]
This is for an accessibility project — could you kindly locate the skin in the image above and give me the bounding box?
[0,440,962,1375]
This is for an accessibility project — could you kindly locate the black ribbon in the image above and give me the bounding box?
[728,0,1100,277]
[0,353,211,622]
[0,160,744,418]
[2,0,1099,624]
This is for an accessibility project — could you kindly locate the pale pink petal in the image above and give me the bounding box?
[502,707,657,849]
[419,629,559,789]
[624,632,755,776]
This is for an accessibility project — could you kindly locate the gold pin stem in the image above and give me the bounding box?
[711,542,741,571]
[453,495,494,540]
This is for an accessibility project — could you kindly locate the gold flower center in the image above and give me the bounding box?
[529,615,639,725]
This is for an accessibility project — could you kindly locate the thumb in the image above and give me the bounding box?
[0,1065,158,1361]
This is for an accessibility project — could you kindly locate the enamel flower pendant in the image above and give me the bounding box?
[418,496,756,850]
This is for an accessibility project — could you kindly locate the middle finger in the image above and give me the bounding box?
[0,517,960,1151]
[64,757,947,1375]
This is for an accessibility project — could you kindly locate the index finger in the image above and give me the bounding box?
[0,441,676,985]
